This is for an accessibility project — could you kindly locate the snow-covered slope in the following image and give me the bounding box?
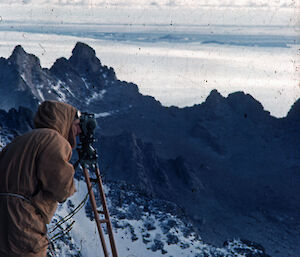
[50,178,270,257]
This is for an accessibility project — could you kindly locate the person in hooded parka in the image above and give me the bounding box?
[0,100,81,257]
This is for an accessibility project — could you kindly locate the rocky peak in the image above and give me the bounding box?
[205,89,225,105]
[72,42,97,60]
[203,89,230,117]
[227,91,270,121]
[10,45,26,59]
[50,57,74,75]
[227,91,263,110]
[69,42,102,74]
[286,98,300,123]
[8,45,41,69]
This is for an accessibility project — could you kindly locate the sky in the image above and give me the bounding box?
[0,0,299,26]
[0,0,298,8]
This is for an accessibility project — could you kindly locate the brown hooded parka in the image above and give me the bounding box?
[0,101,77,257]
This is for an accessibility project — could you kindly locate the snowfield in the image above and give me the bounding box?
[49,178,270,257]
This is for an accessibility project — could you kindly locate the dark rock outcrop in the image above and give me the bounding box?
[0,106,34,134]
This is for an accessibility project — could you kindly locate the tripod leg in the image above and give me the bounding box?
[83,166,109,257]
[94,164,119,257]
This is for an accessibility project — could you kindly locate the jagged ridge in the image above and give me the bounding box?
[0,43,299,257]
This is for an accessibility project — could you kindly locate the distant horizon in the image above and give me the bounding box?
[0,36,300,118]
[0,1,299,118]
[2,42,300,118]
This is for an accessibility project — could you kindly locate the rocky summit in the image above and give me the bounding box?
[0,42,299,256]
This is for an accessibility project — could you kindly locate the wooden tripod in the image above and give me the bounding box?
[82,163,118,257]
[75,112,118,256]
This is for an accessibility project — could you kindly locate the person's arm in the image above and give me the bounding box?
[36,133,76,203]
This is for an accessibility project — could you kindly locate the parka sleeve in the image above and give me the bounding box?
[36,133,76,203]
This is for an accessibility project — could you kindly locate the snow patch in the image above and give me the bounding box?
[95,112,111,118]
[81,77,90,89]
[63,85,75,97]
[86,90,106,105]
[37,88,45,101]
[0,132,12,151]
[52,80,67,102]
[20,73,27,83]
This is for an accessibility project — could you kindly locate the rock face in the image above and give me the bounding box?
[0,106,34,134]
[0,42,299,257]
